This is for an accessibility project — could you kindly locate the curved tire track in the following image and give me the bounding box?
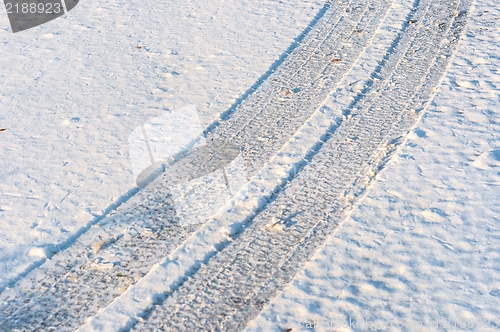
[0,0,392,330]
[135,0,472,330]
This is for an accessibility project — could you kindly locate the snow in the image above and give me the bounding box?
[0,0,324,290]
[128,105,207,185]
[1,0,499,329]
[248,0,500,330]
[78,0,444,327]
[78,93,340,332]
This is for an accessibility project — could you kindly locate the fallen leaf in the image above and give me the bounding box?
[136,46,142,49]
[332,59,341,63]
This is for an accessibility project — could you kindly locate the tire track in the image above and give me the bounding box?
[213,0,391,176]
[135,0,471,330]
[0,1,392,330]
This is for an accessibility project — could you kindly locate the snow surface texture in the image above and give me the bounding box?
[0,1,498,330]
[248,1,500,331]
[135,0,475,330]
[0,0,324,289]
[1,0,396,328]
[128,105,207,184]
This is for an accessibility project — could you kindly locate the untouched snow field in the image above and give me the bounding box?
[248,0,500,330]
[0,0,324,289]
